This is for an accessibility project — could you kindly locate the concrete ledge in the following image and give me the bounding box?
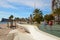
[36,28,60,40]
[17,23,60,40]
[31,25,60,40]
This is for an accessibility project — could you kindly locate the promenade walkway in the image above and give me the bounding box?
[7,23,60,40]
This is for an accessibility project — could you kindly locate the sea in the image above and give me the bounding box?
[0,22,7,24]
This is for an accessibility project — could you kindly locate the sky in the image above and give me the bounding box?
[0,0,52,20]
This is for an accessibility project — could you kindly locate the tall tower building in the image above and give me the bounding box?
[52,0,60,22]
[52,0,60,10]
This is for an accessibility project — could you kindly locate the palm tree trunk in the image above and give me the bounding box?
[15,21,16,27]
[10,20,13,28]
[7,22,9,28]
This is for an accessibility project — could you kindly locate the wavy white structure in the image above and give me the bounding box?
[7,23,60,40]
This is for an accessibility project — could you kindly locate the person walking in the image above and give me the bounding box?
[43,20,47,30]
[48,20,53,30]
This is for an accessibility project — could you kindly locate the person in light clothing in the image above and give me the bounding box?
[43,20,48,29]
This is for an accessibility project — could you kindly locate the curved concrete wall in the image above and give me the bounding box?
[17,23,60,40]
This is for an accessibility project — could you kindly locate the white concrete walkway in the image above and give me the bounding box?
[7,23,60,40]
[7,29,34,40]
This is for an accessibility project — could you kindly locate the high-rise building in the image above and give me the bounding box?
[52,0,60,22]
[52,0,60,10]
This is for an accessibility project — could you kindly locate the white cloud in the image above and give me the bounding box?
[7,0,51,9]
[0,0,17,9]
[0,0,51,9]
[0,11,13,15]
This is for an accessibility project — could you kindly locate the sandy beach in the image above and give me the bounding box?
[0,23,11,40]
[0,23,29,40]
[0,23,7,28]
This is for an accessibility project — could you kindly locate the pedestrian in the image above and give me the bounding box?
[43,20,47,30]
[48,20,53,30]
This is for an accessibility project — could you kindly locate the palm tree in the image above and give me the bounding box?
[44,14,54,22]
[33,9,43,24]
[9,15,14,27]
[53,8,60,24]
[33,9,42,15]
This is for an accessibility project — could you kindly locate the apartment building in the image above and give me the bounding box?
[52,0,60,22]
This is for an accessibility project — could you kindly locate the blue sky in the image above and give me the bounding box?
[0,0,52,20]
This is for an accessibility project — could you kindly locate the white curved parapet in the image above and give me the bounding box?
[17,23,60,40]
[7,23,60,40]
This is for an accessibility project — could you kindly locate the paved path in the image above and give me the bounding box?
[7,29,34,40]
[7,23,60,40]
